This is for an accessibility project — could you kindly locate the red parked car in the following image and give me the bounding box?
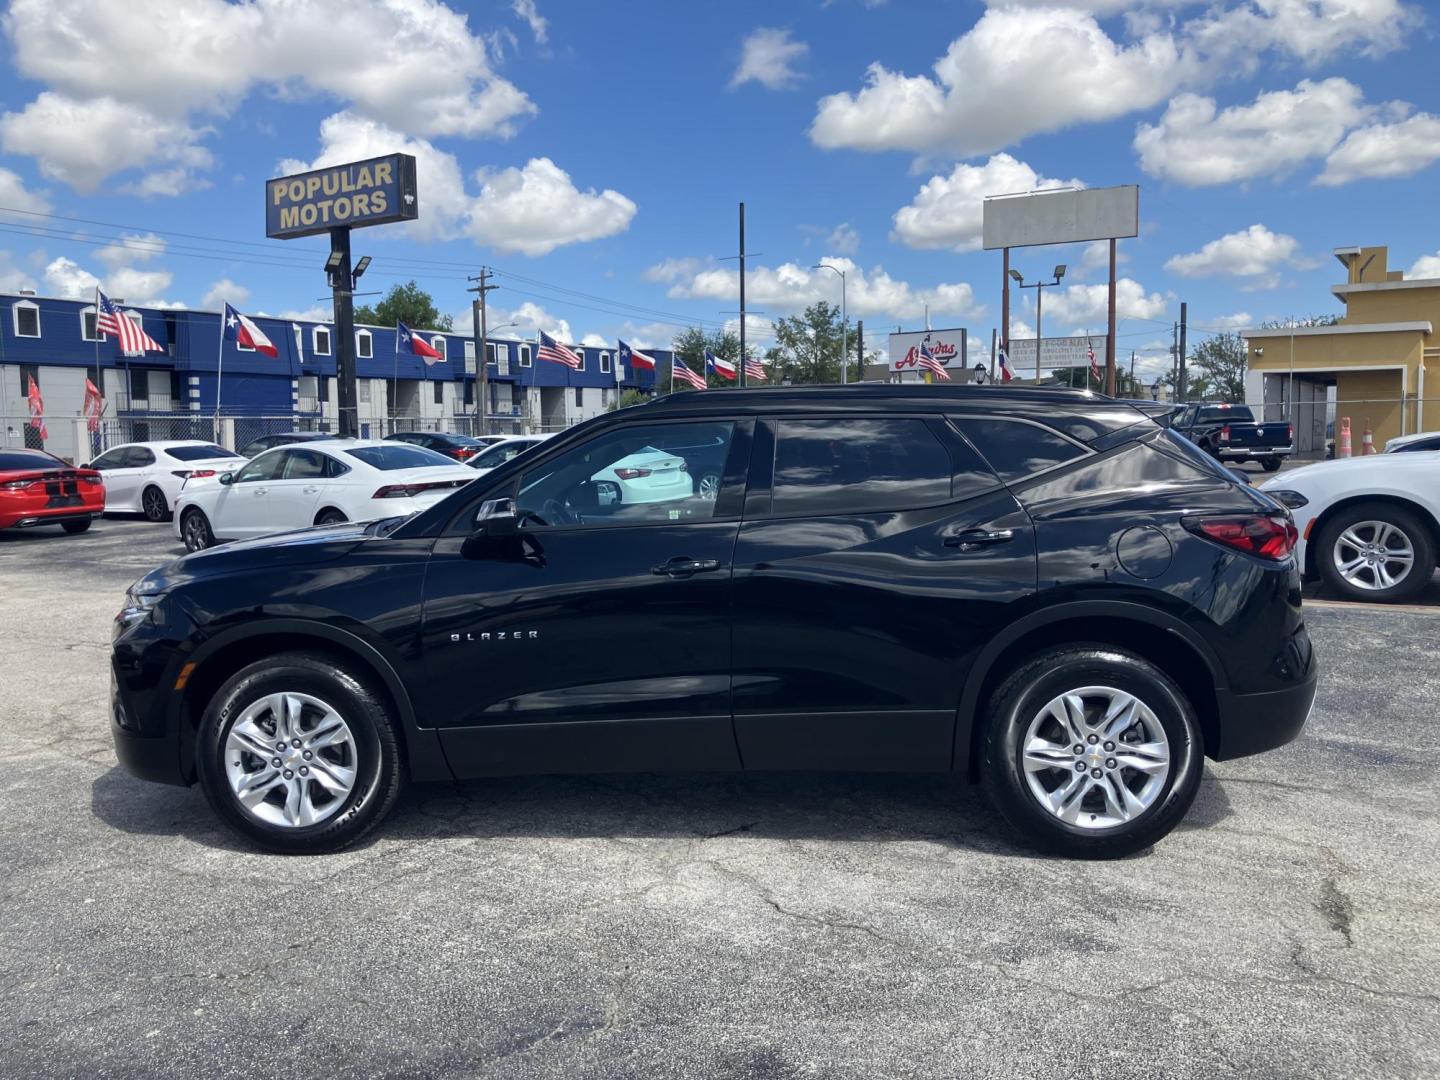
[0,448,105,534]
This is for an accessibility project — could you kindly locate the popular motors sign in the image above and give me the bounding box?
[889,328,967,371]
[266,153,419,240]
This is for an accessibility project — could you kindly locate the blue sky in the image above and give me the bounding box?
[0,0,1437,380]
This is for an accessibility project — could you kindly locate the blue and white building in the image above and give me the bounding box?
[0,289,665,462]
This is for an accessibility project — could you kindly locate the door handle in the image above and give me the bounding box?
[651,556,722,577]
[944,528,1015,552]
[254,487,268,495]
[302,486,320,494]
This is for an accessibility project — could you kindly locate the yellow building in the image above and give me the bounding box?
[1243,246,1436,455]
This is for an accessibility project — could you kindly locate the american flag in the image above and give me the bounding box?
[671,354,707,390]
[96,289,164,356]
[743,356,767,381]
[917,340,950,381]
[537,329,582,369]
[1088,339,1101,382]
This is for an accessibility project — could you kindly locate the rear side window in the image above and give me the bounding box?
[953,418,1085,483]
[164,444,238,461]
[345,445,456,470]
[772,418,952,516]
[123,446,156,467]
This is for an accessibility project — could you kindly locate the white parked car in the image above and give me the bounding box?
[173,439,476,551]
[85,440,245,521]
[591,446,691,505]
[467,435,551,475]
[1260,454,1440,602]
[1384,431,1440,454]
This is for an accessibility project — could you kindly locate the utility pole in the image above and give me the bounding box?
[467,268,498,435]
[856,320,864,383]
[1178,302,1189,404]
[1129,349,1136,394]
[329,228,359,437]
[738,202,747,389]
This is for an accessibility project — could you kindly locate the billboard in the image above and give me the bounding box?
[889,328,967,371]
[1007,335,1109,370]
[983,185,1138,251]
[266,153,418,240]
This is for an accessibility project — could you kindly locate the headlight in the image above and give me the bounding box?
[115,589,165,633]
[1264,489,1309,509]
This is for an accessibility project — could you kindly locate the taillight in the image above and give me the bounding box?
[1219,425,1231,442]
[174,469,217,480]
[1287,425,1293,441]
[1,479,35,491]
[1184,514,1297,560]
[454,448,476,459]
[79,474,103,485]
[374,484,421,498]
[614,467,652,480]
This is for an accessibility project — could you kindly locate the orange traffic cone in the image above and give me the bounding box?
[1339,417,1352,458]
[1361,425,1375,455]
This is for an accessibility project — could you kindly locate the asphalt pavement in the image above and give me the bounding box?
[1,517,1437,1078]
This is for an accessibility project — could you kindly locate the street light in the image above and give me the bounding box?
[1012,264,1067,382]
[813,263,848,384]
[352,255,371,282]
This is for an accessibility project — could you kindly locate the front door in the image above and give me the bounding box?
[730,416,1038,772]
[421,418,751,779]
[210,449,286,538]
[91,445,152,512]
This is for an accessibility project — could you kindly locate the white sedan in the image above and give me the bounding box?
[173,439,476,551]
[592,446,691,505]
[468,435,551,475]
[85,440,245,521]
[1260,453,1440,602]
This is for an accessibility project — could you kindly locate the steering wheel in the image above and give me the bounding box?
[541,497,578,526]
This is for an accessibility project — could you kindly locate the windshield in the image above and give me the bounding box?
[1198,406,1255,424]
[471,440,539,469]
[344,444,458,470]
[165,444,240,461]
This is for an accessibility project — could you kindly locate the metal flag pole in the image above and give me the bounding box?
[214,301,226,441]
[92,288,103,453]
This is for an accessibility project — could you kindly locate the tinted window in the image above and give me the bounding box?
[164,444,238,461]
[123,446,156,467]
[282,449,328,480]
[516,422,734,527]
[1393,435,1440,453]
[0,449,62,470]
[345,445,457,471]
[1197,405,1254,424]
[239,438,269,457]
[953,418,1085,483]
[772,418,951,516]
[234,451,285,483]
[472,440,541,469]
[1158,429,1244,481]
[89,448,127,470]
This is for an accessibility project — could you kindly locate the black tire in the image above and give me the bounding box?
[141,485,170,522]
[1315,501,1436,603]
[980,645,1203,859]
[180,507,215,552]
[315,508,347,526]
[61,517,92,534]
[1262,456,1282,473]
[195,652,403,854]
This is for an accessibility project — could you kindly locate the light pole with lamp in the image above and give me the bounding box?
[1009,264,1065,383]
[813,263,847,384]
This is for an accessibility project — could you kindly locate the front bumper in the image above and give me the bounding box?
[1211,664,1318,760]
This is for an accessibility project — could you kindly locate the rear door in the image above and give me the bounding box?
[730,415,1036,772]
[265,448,331,530]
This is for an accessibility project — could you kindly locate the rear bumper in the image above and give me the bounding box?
[1211,665,1318,760]
[0,510,96,529]
[1217,445,1293,460]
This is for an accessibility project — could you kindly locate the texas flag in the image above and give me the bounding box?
[998,343,1014,382]
[223,303,278,357]
[618,340,655,370]
[704,348,737,381]
[398,320,443,364]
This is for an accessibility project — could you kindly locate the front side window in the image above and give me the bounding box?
[952,417,1086,483]
[433,380,444,405]
[432,337,447,360]
[89,448,128,470]
[515,421,736,528]
[235,451,285,482]
[472,439,538,469]
[771,418,952,516]
[357,330,373,359]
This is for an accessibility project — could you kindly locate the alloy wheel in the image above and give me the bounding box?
[1331,520,1414,592]
[143,487,167,521]
[182,512,209,551]
[696,472,721,500]
[224,692,358,829]
[1020,685,1171,830]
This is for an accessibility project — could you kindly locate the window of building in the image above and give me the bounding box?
[463,380,474,405]
[519,344,532,367]
[432,336,447,361]
[313,327,332,356]
[358,380,371,404]
[951,417,1086,483]
[319,376,331,403]
[601,387,610,407]
[129,368,149,404]
[464,340,476,372]
[573,347,585,371]
[293,325,304,357]
[485,342,496,366]
[771,418,953,517]
[81,307,103,342]
[496,344,509,375]
[600,351,612,374]
[13,300,40,338]
[574,387,583,408]
[356,329,373,359]
[433,380,444,405]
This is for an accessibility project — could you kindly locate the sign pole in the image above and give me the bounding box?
[214,301,226,441]
[330,226,358,437]
[1105,238,1118,396]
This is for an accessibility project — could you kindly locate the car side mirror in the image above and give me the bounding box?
[218,472,234,486]
[473,497,517,537]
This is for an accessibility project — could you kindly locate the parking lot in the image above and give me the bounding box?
[2,517,1438,1078]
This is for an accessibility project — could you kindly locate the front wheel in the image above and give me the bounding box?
[141,485,170,522]
[980,646,1203,859]
[195,652,403,854]
[180,507,214,552]
[1316,502,1435,603]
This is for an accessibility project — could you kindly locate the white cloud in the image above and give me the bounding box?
[731,28,809,90]
[579,333,607,348]
[1187,0,1422,65]
[1014,278,1169,332]
[120,167,211,198]
[1318,111,1440,186]
[0,167,50,216]
[1208,312,1254,330]
[0,93,213,193]
[892,154,1082,252]
[1134,78,1370,186]
[105,266,175,307]
[644,257,706,284]
[465,158,636,256]
[665,256,983,323]
[1164,225,1305,290]
[202,278,250,309]
[511,0,548,45]
[43,256,99,299]
[455,299,576,344]
[827,223,860,256]
[276,305,331,323]
[0,0,536,192]
[811,7,1189,156]
[0,250,37,292]
[96,233,166,270]
[1408,252,1440,280]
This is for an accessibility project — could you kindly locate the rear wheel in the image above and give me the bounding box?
[195,652,403,854]
[981,646,1203,858]
[1317,502,1435,603]
[180,507,214,552]
[315,508,347,526]
[61,517,92,534]
[1262,456,1282,473]
[694,470,722,501]
[141,485,169,522]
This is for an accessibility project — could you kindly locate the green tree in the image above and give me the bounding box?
[607,388,650,411]
[669,326,742,389]
[354,280,454,331]
[1260,314,1340,329]
[1187,331,1247,402]
[769,301,852,384]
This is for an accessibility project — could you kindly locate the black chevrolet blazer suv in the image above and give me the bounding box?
[111,386,1318,857]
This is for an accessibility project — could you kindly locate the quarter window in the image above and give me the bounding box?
[951,417,1086,483]
[771,418,952,516]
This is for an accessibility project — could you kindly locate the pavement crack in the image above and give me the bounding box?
[1316,876,1356,946]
